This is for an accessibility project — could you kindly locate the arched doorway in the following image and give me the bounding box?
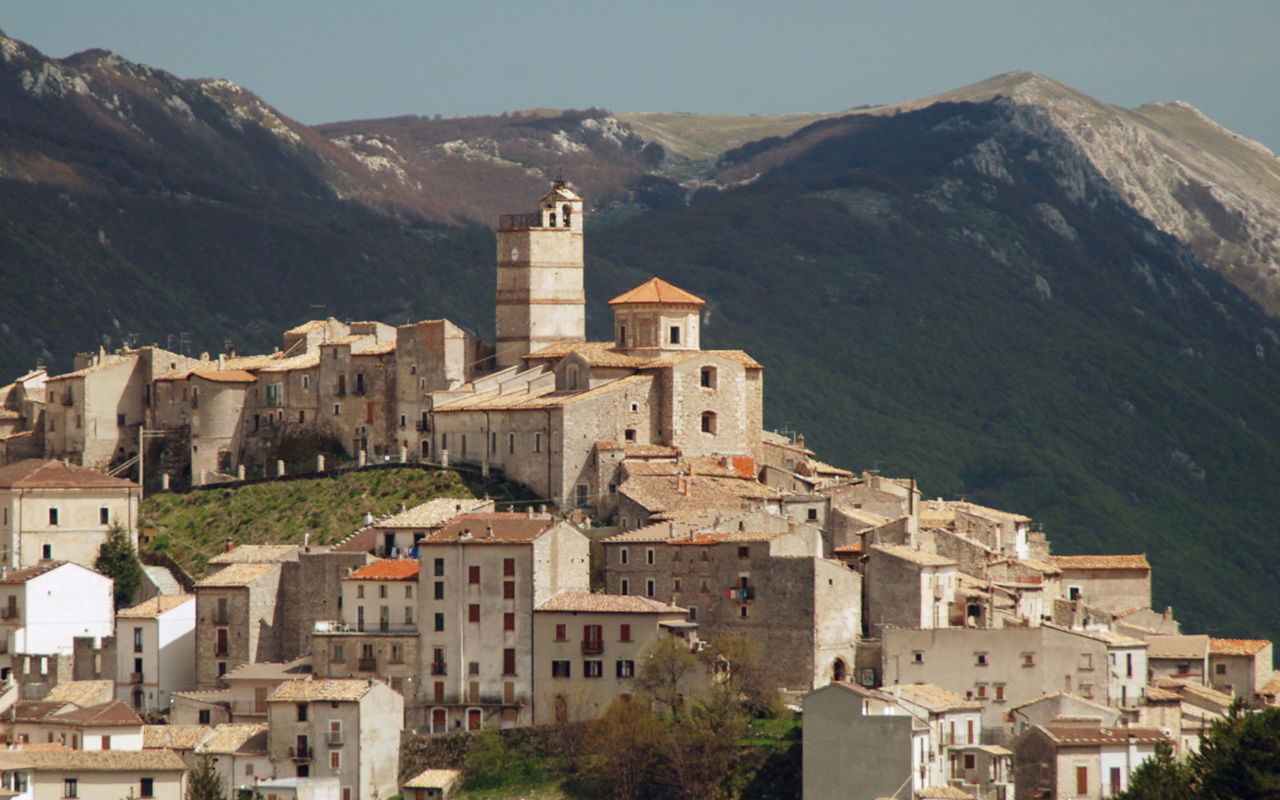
[832,658,848,683]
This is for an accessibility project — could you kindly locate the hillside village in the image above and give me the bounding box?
[0,181,1274,800]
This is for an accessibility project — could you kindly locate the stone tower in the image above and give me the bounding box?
[494,180,585,369]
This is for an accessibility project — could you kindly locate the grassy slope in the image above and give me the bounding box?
[140,467,482,576]
[617,111,849,162]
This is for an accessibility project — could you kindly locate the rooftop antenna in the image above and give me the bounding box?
[552,168,565,188]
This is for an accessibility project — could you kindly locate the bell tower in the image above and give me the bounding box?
[494,180,585,369]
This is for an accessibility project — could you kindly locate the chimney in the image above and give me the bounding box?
[218,354,225,369]
[304,532,310,553]
[668,521,676,540]
[486,526,494,540]
[224,538,233,553]
[538,504,546,514]
[526,507,534,519]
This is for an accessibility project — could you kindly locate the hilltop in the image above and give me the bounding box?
[2,31,1280,638]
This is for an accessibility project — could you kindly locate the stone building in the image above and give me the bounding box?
[0,459,140,569]
[1207,638,1274,701]
[194,564,285,689]
[394,320,492,461]
[882,625,1149,731]
[494,181,585,370]
[863,544,958,638]
[1050,555,1151,614]
[0,369,47,465]
[266,678,403,800]
[311,560,421,703]
[602,511,859,690]
[152,368,257,482]
[0,747,188,800]
[1012,724,1169,800]
[530,592,688,725]
[415,513,589,731]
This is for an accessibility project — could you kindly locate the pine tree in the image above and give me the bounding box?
[94,523,145,611]
[186,753,226,800]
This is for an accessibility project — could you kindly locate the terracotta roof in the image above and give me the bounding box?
[196,723,268,755]
[0,459,138,490]
[356,341,396,356]
[403,769,462,790]
[421,514,556,545]
[142,725,211,750]
[618,473,779,517]
[833,543,863,554]
[346,560,419,581]
[1040,726,1169,746]
[609,278,706,307]
[870,544,957,568]
[1143,685,1182,703]
[43,681,114,707]
[371,497,490,529]
[17,747,187,772]
[208,544,302,565]
[917,787,975,800]
[54,700,143,728]
[7,701,69,722]
[432,374,654,412]
[893,683,982,713]
[0,560,77,585]
[255,351,321,373]
[521,341,762,370]
[536,592,686,614]
[221,353,285,371]
[196,563,279,587]
[267,678,382,702]
[170,689,231,705]
[1209,638,1271,656]
[1051,554,1150,571]
[117,594,194,619]
[1257,671,1280,698]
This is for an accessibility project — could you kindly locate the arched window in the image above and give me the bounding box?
[549,212,557,227]
[562,204,572,227]
[701,412,717,434]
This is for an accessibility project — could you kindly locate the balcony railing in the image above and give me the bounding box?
[0,608,18,621]
[581,640,604,655]
[725,587,755,601]
[415,421,428,432]
[498,212,541,229]
[289,745,312,761]
[326,732,343,746]
[430,662,447,676]
[357,658,377,672]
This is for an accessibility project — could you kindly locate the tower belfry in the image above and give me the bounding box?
[494,180,585,369]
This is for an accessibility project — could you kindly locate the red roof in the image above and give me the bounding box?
[345,560,419,581]
[1209,638,1271,656]
[608,278,705,307]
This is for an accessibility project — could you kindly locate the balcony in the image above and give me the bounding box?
[725,587,755,601]
[415,421,428,432]
[581,640,604,655]
[213,612,229,625]
[430,662,447,676]
[0,608,19,621]
[289,745,312,761]
[326,731,343,746]
[357,658,377,672]
[60,394,73,407]
[129,672,143,684]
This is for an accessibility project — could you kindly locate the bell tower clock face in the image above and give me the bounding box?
[510,247,519,262]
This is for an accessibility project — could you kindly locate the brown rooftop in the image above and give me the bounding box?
[1051,554,1150,571]
[536,592,686,615]
[117,594,194,619]
[0,560,77,585]
[0,459,138,490]
[608,277,706,307]
[1040,726,1169,746]
[1209,638,1271,656]
[419,514,555,545]
[53,700,143,728]
[268,678,382,702]
[195,563,279,587]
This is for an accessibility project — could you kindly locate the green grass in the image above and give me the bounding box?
[139,466,479,576]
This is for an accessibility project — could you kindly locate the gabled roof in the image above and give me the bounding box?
[536,592,686,615]
[1051,554,1150,571]
[0,459,137,490]
[403,769,462,790]
[53,700,143,728]
[345,560,419,581]
[1038,725,1169,746]
[43,680,114,708]
[370,497,491,529]
[222,656,311,683]
[892,683,982,713]
[12,747,187,772]
[609,278,706,307]
[268,678,383,702]
[195,563,279,588]
[155,368,257,384]
[196,723,268,755]
[870,544,957,568]
[117,594,194,619]
[419,514,556,545]
[1146,634,1210,660]
[0,560,78,585]
[1209,638,1271,656]
[207,544,302,566]
[142,725,211,750]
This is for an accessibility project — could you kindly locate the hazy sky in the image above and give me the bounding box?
[4,1,1278,151]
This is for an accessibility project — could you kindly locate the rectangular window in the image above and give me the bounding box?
[434,558,445,577]
[405,606,413,624]
[738,546,749,559]
[584,660,603,678]
[503,648,516,675]
[669,325,680,344]
[646,548,655,565]
[491,432,497,453]
[503,558,515,577]
[330,750,341,770]
[332,644,345,662]
[469,604,480,623]
[64,779,77,798]
[617,660,635,678]
[620,624,631,642]
[434,581,444,600]
[140,778,154,798]
[995,684,1005,701]
[620,548,629,564]
[434,613,444,632]
[508,433,515,454]
[48,508,58,526]
[555,623,567,641]
[535,433,542,453]
[1076,766,1088,795]
[552,660,571,678]
[645,579,655,597]
[100,507,110,525]
[297,703,308,722]
[620,579,629,595]
[469,566,480,585]
[503,581,515,600]
[134,627,144,653]
[503,612,515,631]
